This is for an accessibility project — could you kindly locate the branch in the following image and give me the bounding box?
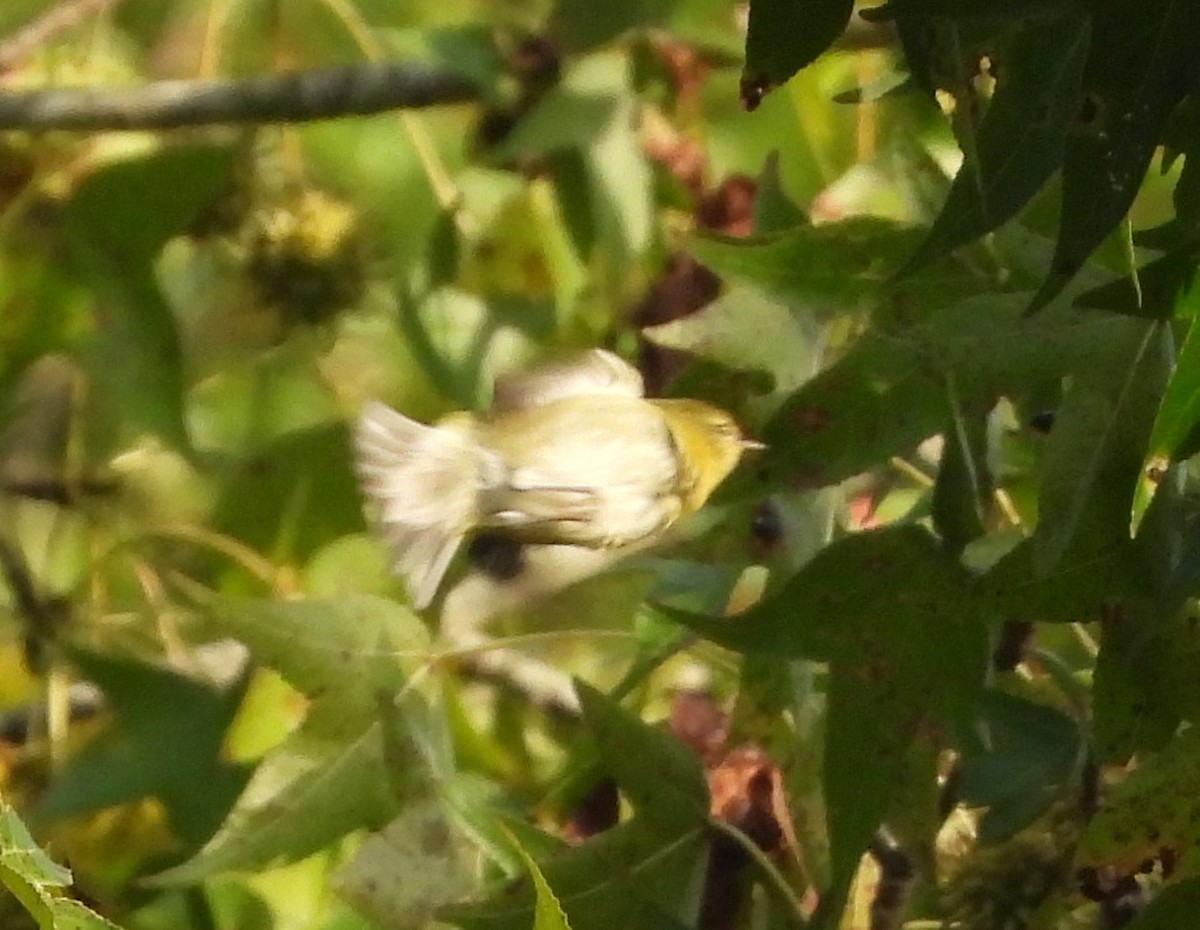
[0,61,479,131]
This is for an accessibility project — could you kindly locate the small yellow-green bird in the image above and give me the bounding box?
[354,349,761,609]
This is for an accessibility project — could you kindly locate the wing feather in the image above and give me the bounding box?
[490,349,643,412]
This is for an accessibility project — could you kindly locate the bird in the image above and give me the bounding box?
[354,348,761,609]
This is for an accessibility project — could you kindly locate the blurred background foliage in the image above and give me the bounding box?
[0,1,1198,929]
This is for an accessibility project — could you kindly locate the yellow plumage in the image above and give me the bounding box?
[354,349,759,609]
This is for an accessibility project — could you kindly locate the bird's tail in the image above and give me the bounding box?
[354,401,481,609]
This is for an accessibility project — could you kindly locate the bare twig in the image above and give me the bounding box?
[0,61,478,131]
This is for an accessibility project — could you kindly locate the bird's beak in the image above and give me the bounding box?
[740,437,768,452]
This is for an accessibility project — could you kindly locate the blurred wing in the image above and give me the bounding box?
[354,402,481,609]
[490,349,644,412]
[479,406,681,546]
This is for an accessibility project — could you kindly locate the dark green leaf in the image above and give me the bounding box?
[1073,249,1200,319]
[575,681,709,830]
[1093,612,1181,764]
[931,405,991,553]
[673,526,986,923]
[1123,877,1200,930]
[35,650,248,848]
[902,10,1089,273]
[1032,1,1200,311]
[441,818,710,930]
[64,147,234,263]
[750,288,1121,493]
[742,0,854,107]
[978,538,1153,628]
[957,691,1083,842]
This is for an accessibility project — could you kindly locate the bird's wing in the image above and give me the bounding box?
[478,406,681,546]
[490,349,644,412]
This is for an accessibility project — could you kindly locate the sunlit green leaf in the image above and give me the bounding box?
[149,596,435,881]
[64,146,234,451]
[333,797,476,930]
[1,802,124,930]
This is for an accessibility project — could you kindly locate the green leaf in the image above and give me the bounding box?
[440,818,710,930]
[979,538,1153,629]
[440,689,711,930]
[64,146,234,451]
[674,526,986,918]
[1,802,124,930]
[64,147,234,263]
[751,287,1118,493]
[1077,725,1200,878]
[1143,301,1200,470]
[931,401,991,554]
[1032,1,1200,310]
[151,715,394,884]
[742,0,854,108]
[752,153,807,235]
[211,424,365,564]
[1,803,72,888]
[503,826,574,930]
[1073,249,1200,319]
[643,284,821,403]
[150,596,435,881]
[34,650,248,848]
[555,0,676,51]
[202,594,429,710]
[1092,595,1200,764]
[687,219,920,306]
[575,680,710,831]
[1032,319,1170,568]
[333,797,477,930]
[491,89,619,163]
[902,10,1089,273]
[1122,876,1200,930]
[676,525,980,659]
[956,691,1083,842]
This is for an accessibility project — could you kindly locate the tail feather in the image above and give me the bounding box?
[354,402,481,609]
